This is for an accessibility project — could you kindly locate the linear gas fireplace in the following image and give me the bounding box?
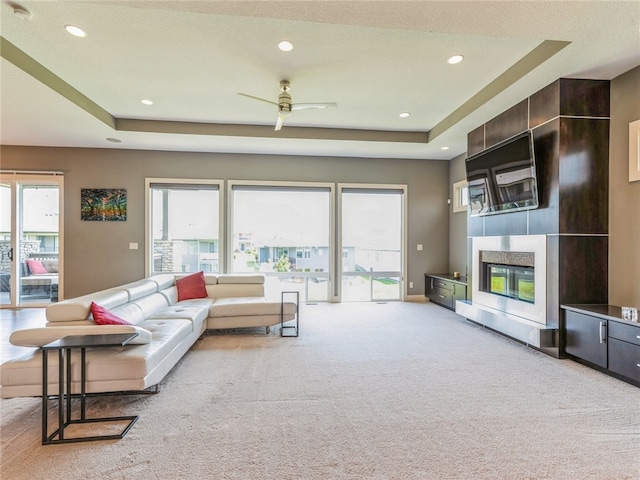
[471,235,547,325]
[481,253,535,304]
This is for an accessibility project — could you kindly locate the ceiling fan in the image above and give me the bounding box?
[238,80,337,131]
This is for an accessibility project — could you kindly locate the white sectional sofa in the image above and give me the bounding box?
[0,273,297,399]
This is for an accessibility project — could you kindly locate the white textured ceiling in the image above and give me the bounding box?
[1,1,639,160]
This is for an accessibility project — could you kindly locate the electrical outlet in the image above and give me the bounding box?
[409,281,414,289]
[417,244,423,251]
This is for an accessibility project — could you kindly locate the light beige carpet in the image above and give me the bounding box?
[1,302,639,479]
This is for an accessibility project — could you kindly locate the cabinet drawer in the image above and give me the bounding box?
[430,287,453,309]
[432,278,452,291]
[608,338,640,383]
[608,321,640,346]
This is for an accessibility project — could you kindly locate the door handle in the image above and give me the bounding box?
[7,248,13,261]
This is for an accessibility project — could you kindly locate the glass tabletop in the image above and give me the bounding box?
[42,333,138,350]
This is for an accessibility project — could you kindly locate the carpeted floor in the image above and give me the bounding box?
[1,302,639,479]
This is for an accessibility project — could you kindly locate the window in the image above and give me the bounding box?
[146,179,222,275]
[453,179,469,213]
[230,182,332,301]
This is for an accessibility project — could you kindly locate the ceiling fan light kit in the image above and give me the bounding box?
[238,80,337,131]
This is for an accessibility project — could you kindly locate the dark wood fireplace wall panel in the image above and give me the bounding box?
[559,236,608,304]
[485,100,529,150]
[557,117,609,234]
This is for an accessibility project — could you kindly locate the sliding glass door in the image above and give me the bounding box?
[0,173,63,307]
[340,186,405,301]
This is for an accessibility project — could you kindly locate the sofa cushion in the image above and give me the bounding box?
[209,297,298,318]
[41,259,59,273]
[26,259,49,275]
[159,286,178,305]
[91,302,131,325]
[150,273,177,290]
[209,297,269,317]
[176,273,218,285]
[81,319,193,382]
[176,271,207,301]
[110,303,147,325]
[122,279,158,301]
[207,283,264,299]
[47,288,130,322]
[147,303,210,327]
[129,292,170,319]
[217,274,264,285]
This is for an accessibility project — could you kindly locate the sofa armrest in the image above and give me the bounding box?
[10,325,152,347]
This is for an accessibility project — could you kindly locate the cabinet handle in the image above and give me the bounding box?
[438,294,446,299]
[637,364,640,368]
[599,321,606,344]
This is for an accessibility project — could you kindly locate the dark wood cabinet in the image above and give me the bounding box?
[425,274,467,311]
[562,304,640,387]
[608,321,640,383]
[565,310,607,368]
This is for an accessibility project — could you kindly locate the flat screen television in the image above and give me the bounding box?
[465,130,539,216]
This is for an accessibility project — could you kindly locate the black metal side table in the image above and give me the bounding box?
[42,333,139,445]
[281,291,299,337]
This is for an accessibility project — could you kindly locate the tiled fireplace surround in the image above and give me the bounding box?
[455,78,610,358]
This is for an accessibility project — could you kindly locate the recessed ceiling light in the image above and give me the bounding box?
[278,41,294,52]
[65,25,86,37]
[140,99,153,105]
[399,112,410,118]
[447,54,464,65]
[441,146,450,150]
[106,137,122,143]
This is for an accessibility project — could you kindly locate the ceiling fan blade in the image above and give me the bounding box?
[291,102,337,111]
[275,114,285,131]
[237,93,279,107]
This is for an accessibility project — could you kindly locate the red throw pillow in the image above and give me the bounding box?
[26,259,49,275]
[90,302,131,325]
[176,271,207,301]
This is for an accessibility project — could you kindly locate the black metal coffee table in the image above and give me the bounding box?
[42,333,139,445]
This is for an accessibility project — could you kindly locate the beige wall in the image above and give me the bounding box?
[448,152,468,275]
[0,147,449,298]
[609,65,640,306]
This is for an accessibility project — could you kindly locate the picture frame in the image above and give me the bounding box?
[630,118,640,183]
[81,188,127,221]
[452,179,469,213]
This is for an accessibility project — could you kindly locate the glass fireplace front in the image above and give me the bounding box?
[482,263,535,303]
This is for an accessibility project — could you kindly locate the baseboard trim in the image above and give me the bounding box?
[405,294,427,303]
